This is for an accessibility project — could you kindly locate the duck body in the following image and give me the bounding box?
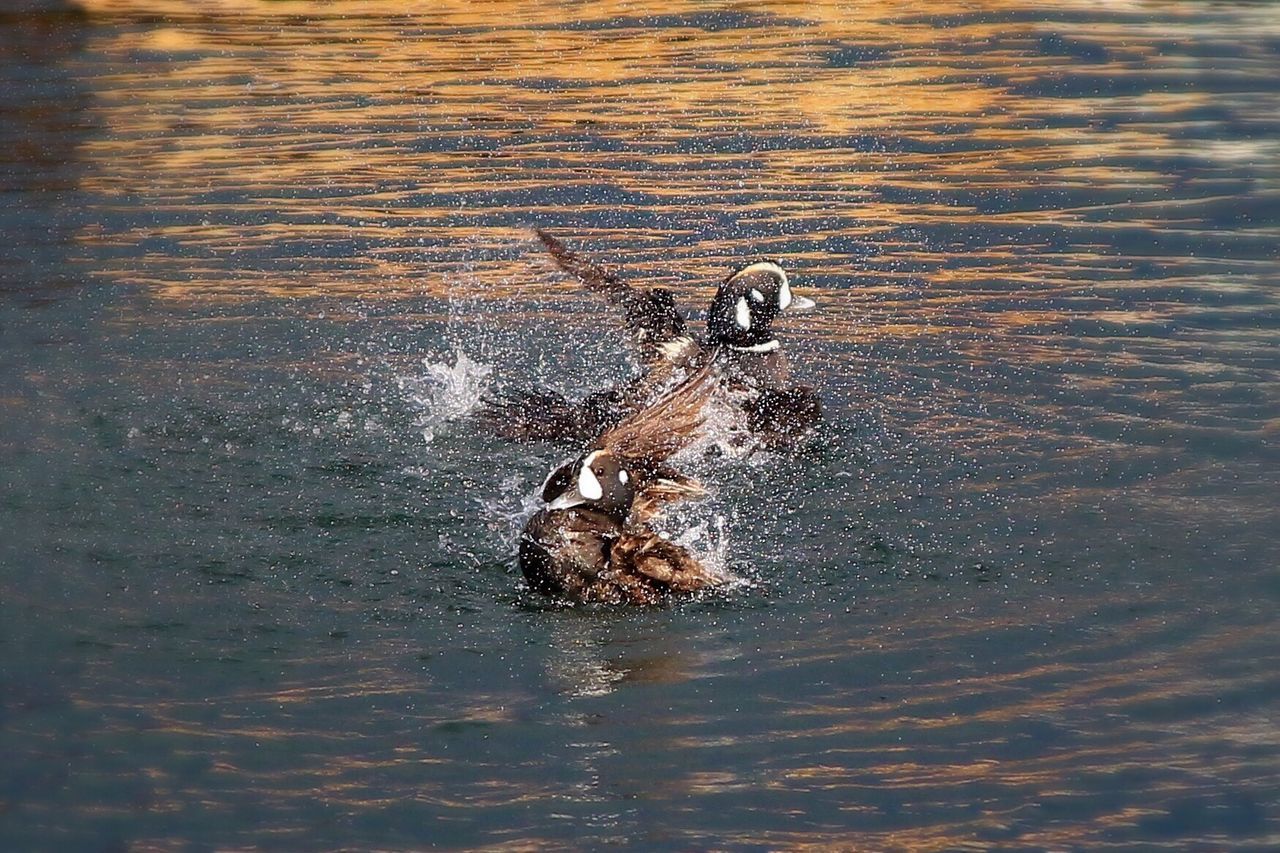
[477,229,820,447]
[519,505,622,602]
[516,363,725,605]
[520,507,714,606]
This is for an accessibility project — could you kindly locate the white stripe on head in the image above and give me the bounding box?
[734,297,751,330]
[750,288,765,303]
[733,261,787,282]
[577,450,606,501]
[578,464,602,501]
[778,277,792,310]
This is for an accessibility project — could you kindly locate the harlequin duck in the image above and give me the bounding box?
[520,449,718,604]
[476,229,821,444]
[701,256,822,446]
[518,360,725,604]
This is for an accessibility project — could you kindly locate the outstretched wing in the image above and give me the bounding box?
[594,358,719,467]
[535,228,692,363]
[474,388,591,443]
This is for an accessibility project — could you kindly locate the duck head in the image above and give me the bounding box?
[541,449,637,521]
[706,260,815,352]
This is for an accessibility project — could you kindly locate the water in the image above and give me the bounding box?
[3,0,1278,848]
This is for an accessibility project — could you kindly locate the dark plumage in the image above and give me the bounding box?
[518,454,715,605]
[475,386,624,444]
[745,387,823,447]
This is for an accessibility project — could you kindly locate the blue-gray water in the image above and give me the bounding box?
[2,1,1278,848]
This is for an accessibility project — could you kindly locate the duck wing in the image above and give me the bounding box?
[535,228,695,364]
[610,527,720,593]
[629,469,707,524]
[475,387,594,443]
[594,358,719,466]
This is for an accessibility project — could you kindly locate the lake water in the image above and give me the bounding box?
[2,1,1278,848]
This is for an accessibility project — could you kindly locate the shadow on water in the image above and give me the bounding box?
[1,0,1278,849]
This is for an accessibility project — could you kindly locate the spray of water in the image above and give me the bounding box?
[396,348,492,444]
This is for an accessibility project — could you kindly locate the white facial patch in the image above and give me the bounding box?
[576,450,606,501]
[778,277,792,310]
[750,288,764,303]
[618,469,628,484]
[734,297,751,331]
[578,464,603,501]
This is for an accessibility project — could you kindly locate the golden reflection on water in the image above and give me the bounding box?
[62,0,1280,472]
[61,0,1280,470]
[57,608,1277,848]
[68,0,1279,308]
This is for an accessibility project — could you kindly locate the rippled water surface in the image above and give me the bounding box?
[3,0,1279,848]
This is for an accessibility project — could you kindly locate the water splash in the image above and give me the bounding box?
[675,513,741,585]
[475,471,548,549]
[397,348,492,444]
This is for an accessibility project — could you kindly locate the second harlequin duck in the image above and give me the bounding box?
[518,360,726,604]
[476,229,821,445]
[520,449,718,604]
[702,255,822,447]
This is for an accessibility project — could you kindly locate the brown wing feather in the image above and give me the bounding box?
[629,473,707,524]
[594,358,720,465]
[610,528,719,592]
[534,228,690,362]
[535,228,634,305]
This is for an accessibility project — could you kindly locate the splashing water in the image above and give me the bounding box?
[674,390,758,463]
[398,349,492,443]
[475,472,549,549]
[674,513,743,586]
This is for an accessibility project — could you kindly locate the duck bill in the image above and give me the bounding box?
[546,490,587,511]
[788,293,817,313]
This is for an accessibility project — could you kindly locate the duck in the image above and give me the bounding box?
[476,229,821,446]
[520,449,718,604]
[518,360,725,604]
